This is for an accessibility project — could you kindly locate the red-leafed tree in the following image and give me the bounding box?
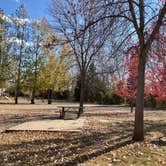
[115,27,166,110]
[115,47,139,112]
[146,26,166,102]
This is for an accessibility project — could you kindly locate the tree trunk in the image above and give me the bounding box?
[124,97,127,105]
[30,89,35,104]
[130,101,133,113]
[130,99,135,113]
[15,67,21,104]
[133,54,146,141]
[47,89,52,104]
[31,51,38,105]
[15,43,22,104]
[15,88,18,104]
[78,71,85,118]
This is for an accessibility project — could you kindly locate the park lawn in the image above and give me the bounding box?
[79,117,166,166]
[79,138,166,166]
[0,103,165,165]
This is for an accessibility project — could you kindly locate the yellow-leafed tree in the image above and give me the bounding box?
[39,42,73,104]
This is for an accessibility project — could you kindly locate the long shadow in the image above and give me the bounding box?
[86,105,130,108]
[83,112,132,118]
[0,114,59,132]
[0,102,38,105]
[0,129,131,151]
[0,107,165,165]
[144,107,166,111]
[151,140,166,146]
[0,113,77,124]
[145,120,166,147]
[0,120,133,165]
[57,139,134,166]
[145,120,166,136]
[0,111,84,132]
[0,132,132,165]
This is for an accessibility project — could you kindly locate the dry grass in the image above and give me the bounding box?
[0,101,165,165]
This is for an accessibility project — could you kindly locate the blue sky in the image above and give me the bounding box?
[0,0,52,20]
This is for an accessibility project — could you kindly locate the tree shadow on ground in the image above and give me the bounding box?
[0,112,82,131]
[83,112,132,118]
[151,139,166,146]
[0,114,58,132]
[0,117,165,165]
[56,139,134,166]
[145,120,166,147]
[145,120,166,136]
[0,120,134,165]
[0,102,40,105]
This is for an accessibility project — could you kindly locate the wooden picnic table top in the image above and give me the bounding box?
[57,106,85,108]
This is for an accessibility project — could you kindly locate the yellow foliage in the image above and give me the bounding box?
[39,44,72,92]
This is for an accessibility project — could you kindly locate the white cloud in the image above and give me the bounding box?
[1,14,31,25]
[7,37,34,47]
[15,0,20,3]
[7,37,22,45]
[1,15,12,23]
[12,17,31,25]
[25,42,34,47]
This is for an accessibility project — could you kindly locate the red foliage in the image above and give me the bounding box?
[159,0,166,3]
[114,26,165,103]
[145,27,166,102]
[115,47,138,101]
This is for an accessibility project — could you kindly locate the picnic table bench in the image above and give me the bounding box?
[57,106,85,119]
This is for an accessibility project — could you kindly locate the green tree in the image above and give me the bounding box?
[0,9,12,89]
[22,18,46,104]
[11,4,30,104]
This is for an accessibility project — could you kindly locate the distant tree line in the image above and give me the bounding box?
[0,5,71,104]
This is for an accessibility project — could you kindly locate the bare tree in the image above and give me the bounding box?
[0,10,12,88]
[49,0,116,115]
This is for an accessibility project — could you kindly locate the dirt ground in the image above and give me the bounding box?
[0,101,165,166]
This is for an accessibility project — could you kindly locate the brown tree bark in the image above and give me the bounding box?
[15,87,18,104]
[15,55,21,104]
[78,71,85,117]
[47,89,52,104]
[129,1,166,141]
[30,89,35,104]
[130,99,134,113]
[30,52,38,104]
[133,54,146,141]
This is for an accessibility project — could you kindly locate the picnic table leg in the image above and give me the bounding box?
[77,107,83,118]
[60,107,65,119]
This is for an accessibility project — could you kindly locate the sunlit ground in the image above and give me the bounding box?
[0,100,165,165]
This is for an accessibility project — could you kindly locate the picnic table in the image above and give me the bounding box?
[57,106,85,119]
